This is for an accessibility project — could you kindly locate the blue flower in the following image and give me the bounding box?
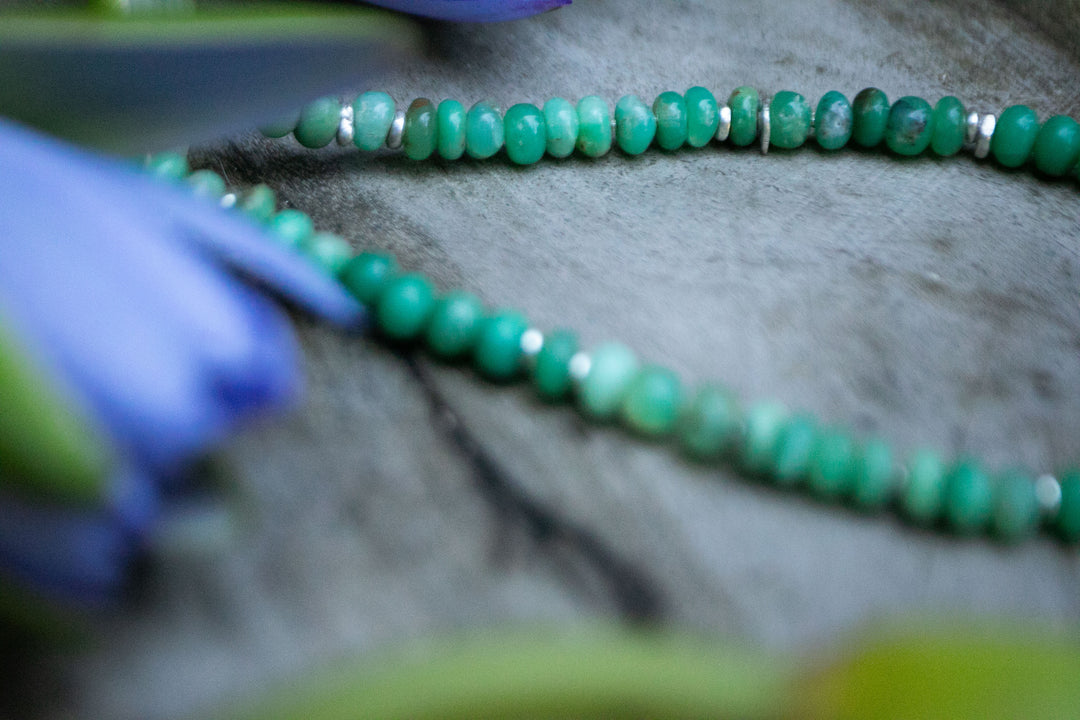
[362,0,571,22]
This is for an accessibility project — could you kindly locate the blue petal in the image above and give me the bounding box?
[362,0,571,22]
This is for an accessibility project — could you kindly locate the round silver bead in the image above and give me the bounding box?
[336,104,355,146]
[973,113,996,159]
[386,109,406,150]
[715,105,732,142]
[520,328,544,357]
[963,111,980,146]
[568,352,592,383]
[758,99,771,155]
[1035,473,1063,520]
[219,192,237,209]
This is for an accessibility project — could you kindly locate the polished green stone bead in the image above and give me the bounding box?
[769,91,812,150]
[436,99,467,160]
[885,96,935,156]
[145,152,189,181]
[576,95,612,158]
[808,429,856,498]
[676,385,741,460]
[425,290,485,359]
[653,91,688,151]
[578,342,638,419]
[684,86,719,148]
[504,103,547,166]
[943,459,994,535]
[900,449,946,525]
[614,95,657,156]
[992,469,1039,543]
[532,329,578,400]
[294,96,340,149]
[474,309,528,381]
[340,252,399,305]
[304,232,353,276]
[930,96,966,157]
[259,112,299,139]
[186,169,225,199]
[466,101,504,160]
[620,366,683,437]
[991,104,1040,168]
[739,401,788,476]
[376,273,436,341]
[851,88,890,148]
[727,87,759,147]
[851,439,895,510]
[543,97,579,159]
[268,209,314,250]
[814,91,853,151]
[1057,469,1080,542]
[1032,115,1080,176]
[771,414,817,486]
[239,184,276,224]
[353,91,396,151]
[403,98,438,161]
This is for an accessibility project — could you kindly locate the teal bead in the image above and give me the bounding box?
[425,290,485,359]
[466,101,504,160]
[807,429,856,498]
[144,152,189,181]
[620,366,683,437]
[340,252,399,305]
[676,385,741,460]
[851,439,895,510]
[769,91,812,150]
[576,95,612,158]
[739,401,788,476]
[684,86,719,148]
[884,96,935,156]
[532,329,578,401]
[353,91,396,151]
[504,103,547,166]
[304,232,353,276]
[186,169,225,199]
[259,111,299,139]
[614,95,657,156]
[900,449,946,525]
[403,98,437,161]
[727,87,759,147]
[376,273,436,341]
[268,209,314,250]
[851,88,889,148]
[239,184,276,224]
[930,96,966,157]
[943,460,994,535]
[813,91,853,151]
[1032,115,1080,176]
[991,104,1040,168]
[771,414,818,486]
[474,310,528,381]
[294,96,340,149]
[437,99,467,160]
[1057,469,1080,542]
[578,342,638,419]
[543,97,579,159]
[992,469,1039,543]
[652,91,688,151]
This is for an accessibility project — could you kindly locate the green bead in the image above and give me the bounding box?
[532,329,578,401]
[576,95,612,158]
[376,273,436,341]
[504,103,547,166]
[437,99,467,161]
[620,365,683,437]
[144,151,189,181]
[294,96,340,149]
[851,88,890,148]
[771,414,817,486]
[901,449,946,525]
[578,342,638,419]
[807,429,856,498]
[268,209,314,250]
[851,439,895,510]
[466,101,504,160]
[1032,115,1080,176]
[652,91,688,151]
[474,310,528,381]
[239,184,276,224]
[991,104,1040,168]
[353,91,396,151]
[684,86,719,148]
[259,111,299,139]
[403,98,437,161]
[543,97,579,159]
[304,232,352,276]
[992,469,1039,543]
[739,401,788,476]
[425,290,484,359]
[340,252,398,305]
[676,385,741,460]
[727,87,759,147]
[930,96,966,157]
[769,91,812,150]
[943,460,994,535]
[1057,469,1080,542]
[614,95,657,156]
[885,96,935,156]
[186,169,225,199]
[814,91,853,151]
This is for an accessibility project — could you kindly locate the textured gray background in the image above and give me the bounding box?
[13,0,1080,718]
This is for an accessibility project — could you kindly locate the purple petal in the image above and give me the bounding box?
[362,0,571,22]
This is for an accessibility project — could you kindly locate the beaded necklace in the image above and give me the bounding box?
[149,85,1080,546]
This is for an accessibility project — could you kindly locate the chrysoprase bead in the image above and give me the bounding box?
[653,91,688,151]
[1057,469,1080,542]
[684,86,719,148]
[376,273,436,340]
[851,88,889,148]
[352,91,396,151]
[990,104,1040,168]
[850,439,895,510]
[145,152,189,181]
[1032,115,1080,176]
[294,96,340,149]
[769,91,812,150]
[576,95,612,158]
[543,97,579,159]
[808,429,856,498]
[943,459,994,535]
[814,91,853,151]
[504,103,547,166]
[884,96,934,156]
[436,99,467,160]
[340,252,398,305]
[466,101,504,160]
[676,385,741,460]
[186,169,225,199]
[992,469,1039,543]
[403,98,437,161]
[425,290,484,359]
[474,310,528,381]
[930,96,966,157]
[771,415,817,486]
[727,87,759,147]
[268,209,314,250]
[240,184,276,224]
[578,342,638,419]
[614,95,657,156]
[620,365,683,437]
[739,401,788,476]
[900,449,946,525]
[304,232,353,276]
[259,112,299,139]
[532,329,578,400]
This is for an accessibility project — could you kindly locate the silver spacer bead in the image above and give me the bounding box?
[520,328,544,357]
[809,108,816,137]
[758,98,771,155]
[336,104,355,146]
[963,111,980,146]
[611,114,618,136]
[386,109,406,150]
[973,113,996,159]
[1035,473,1063,521]
[219,192,237,209]
[715,105,732,142]
[568,351,592,383]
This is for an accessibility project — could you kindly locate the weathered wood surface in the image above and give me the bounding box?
[15,1,1080,717]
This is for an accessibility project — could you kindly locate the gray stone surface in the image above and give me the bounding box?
[13,0,1080,718]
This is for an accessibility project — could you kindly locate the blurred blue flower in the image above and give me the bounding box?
[363,0,571,22]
